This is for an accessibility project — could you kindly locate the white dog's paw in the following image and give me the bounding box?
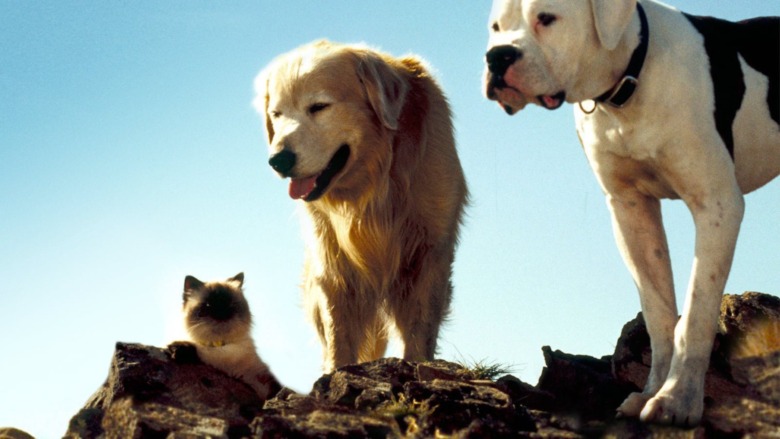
[616,392,652,418]
[639,390,703,427]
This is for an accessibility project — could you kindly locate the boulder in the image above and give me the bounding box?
[61,292,780,438]
[609,292,780,437]
[64,342,265,438]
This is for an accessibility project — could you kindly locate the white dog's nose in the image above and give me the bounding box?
[486,45,523,76]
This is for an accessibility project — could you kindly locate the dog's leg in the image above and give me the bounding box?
[316,294,369,371]
[607,192,679,418]
[358,315,389,363]
[307,276,374,372]
[640,183,744,426]
[390,255,453,362]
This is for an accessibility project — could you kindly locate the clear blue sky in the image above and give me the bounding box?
[1,1,777,437]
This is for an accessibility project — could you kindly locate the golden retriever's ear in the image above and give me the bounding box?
[253,69,275,144]
[589,0,637,50]
[355,52,409,130]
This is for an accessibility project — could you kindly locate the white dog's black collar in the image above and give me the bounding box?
[595,3,649,108]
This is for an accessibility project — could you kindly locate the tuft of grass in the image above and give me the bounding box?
[372,393,431,436]
[375,393,426,418]
[456,357,516,381]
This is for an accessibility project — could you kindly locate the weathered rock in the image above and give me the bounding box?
[251,409,401,439]
[495,374,556,412]
[101,399,230,438]
[403,378,536,437]
[537,346,636,420]
[415,359,479,382]
[64,342,267,438]
[730,350,780,402]
[720,292,780,390]
[62,292,780,438]
[0,428,35,439]
[611,311,653,390]
[312,357,419,399]
[720,292,780,341]
[260,357,536,438]
[608,292,780,437]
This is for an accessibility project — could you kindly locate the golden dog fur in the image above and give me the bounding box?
[255,41,467,371]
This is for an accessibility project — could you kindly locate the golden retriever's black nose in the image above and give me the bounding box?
[486,45,522,76]
[269,150,296,176]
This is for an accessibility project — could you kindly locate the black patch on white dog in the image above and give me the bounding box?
[733,17,779,124]
[684,14,744,159]
[685,14,780,160]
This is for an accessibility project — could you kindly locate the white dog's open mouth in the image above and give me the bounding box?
[289,144,351,202]
[537,91,566,110]
[489,84,566,114]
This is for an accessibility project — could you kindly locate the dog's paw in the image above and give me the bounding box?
[639,391,703,427]
[616,392,652,418]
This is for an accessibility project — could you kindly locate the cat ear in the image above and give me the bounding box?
[184,275,204,292]
[229,272,245,288]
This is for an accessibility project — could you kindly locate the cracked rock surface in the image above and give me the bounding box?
[56,292,779,438]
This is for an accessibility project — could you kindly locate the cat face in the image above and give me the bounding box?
[182,272,252,345]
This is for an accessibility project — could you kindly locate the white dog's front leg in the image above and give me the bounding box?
[640,187,744,426]
[606,192,679,418]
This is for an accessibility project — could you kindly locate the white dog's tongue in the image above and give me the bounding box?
[541,95,560,108]
[289,176,317,200]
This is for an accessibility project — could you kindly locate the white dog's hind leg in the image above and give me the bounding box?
[640,185,744,426]
[606,193,678,418]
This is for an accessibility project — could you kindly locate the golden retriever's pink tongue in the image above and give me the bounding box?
[289,176,317,200]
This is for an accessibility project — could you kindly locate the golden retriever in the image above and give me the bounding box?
[254,40,468,372]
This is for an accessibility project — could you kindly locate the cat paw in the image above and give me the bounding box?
[166,341,200,364]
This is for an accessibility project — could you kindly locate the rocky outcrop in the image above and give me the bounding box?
[58,292,779,438]
[0,428,35,439]
[64,342,265,438]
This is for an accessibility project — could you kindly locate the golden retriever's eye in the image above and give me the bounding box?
[308,103,330,115]
[538,12,556,27]
[491,22,500,32]
[270,110,282,119]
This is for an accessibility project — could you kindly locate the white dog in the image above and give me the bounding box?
[484,0,778,426]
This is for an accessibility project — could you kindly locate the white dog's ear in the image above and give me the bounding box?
[590,0,637,50]
[355,51,408,130]
[253,69,275,144]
